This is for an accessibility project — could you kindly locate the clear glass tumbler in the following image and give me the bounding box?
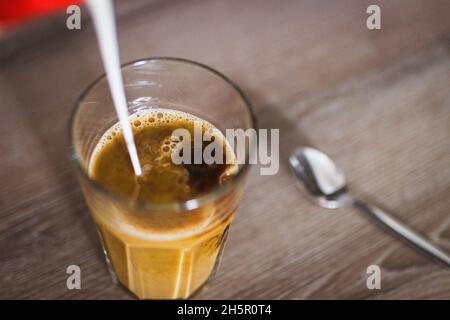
[70,58,255,299]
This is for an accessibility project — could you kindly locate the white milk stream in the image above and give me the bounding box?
[86,0,142,176]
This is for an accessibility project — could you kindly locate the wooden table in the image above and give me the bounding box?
[1,0,449,299]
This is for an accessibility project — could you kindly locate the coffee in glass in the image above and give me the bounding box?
[71,58,255,299]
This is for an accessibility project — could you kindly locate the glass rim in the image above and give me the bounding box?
[69,57,257,212]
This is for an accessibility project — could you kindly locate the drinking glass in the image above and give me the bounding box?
[70,58,255,299]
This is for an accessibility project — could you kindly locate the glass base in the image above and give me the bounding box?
[95,224,230,299]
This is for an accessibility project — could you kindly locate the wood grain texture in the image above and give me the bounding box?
[0,0,449,299]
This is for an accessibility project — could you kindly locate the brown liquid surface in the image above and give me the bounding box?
[90,109,235,204]
[86,109,238,299]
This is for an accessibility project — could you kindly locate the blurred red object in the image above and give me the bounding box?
[0,0,83,29]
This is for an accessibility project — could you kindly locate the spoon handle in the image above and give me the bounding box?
[353,199,450,267]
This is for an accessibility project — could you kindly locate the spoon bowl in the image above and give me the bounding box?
[289,147,351,209]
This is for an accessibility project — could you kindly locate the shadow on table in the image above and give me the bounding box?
[244,93,312,175]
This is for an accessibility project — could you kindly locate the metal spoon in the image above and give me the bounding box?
[289,147,450,267]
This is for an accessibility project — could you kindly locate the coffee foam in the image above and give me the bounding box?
[88,108,237,241]
[93,108,208,147]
